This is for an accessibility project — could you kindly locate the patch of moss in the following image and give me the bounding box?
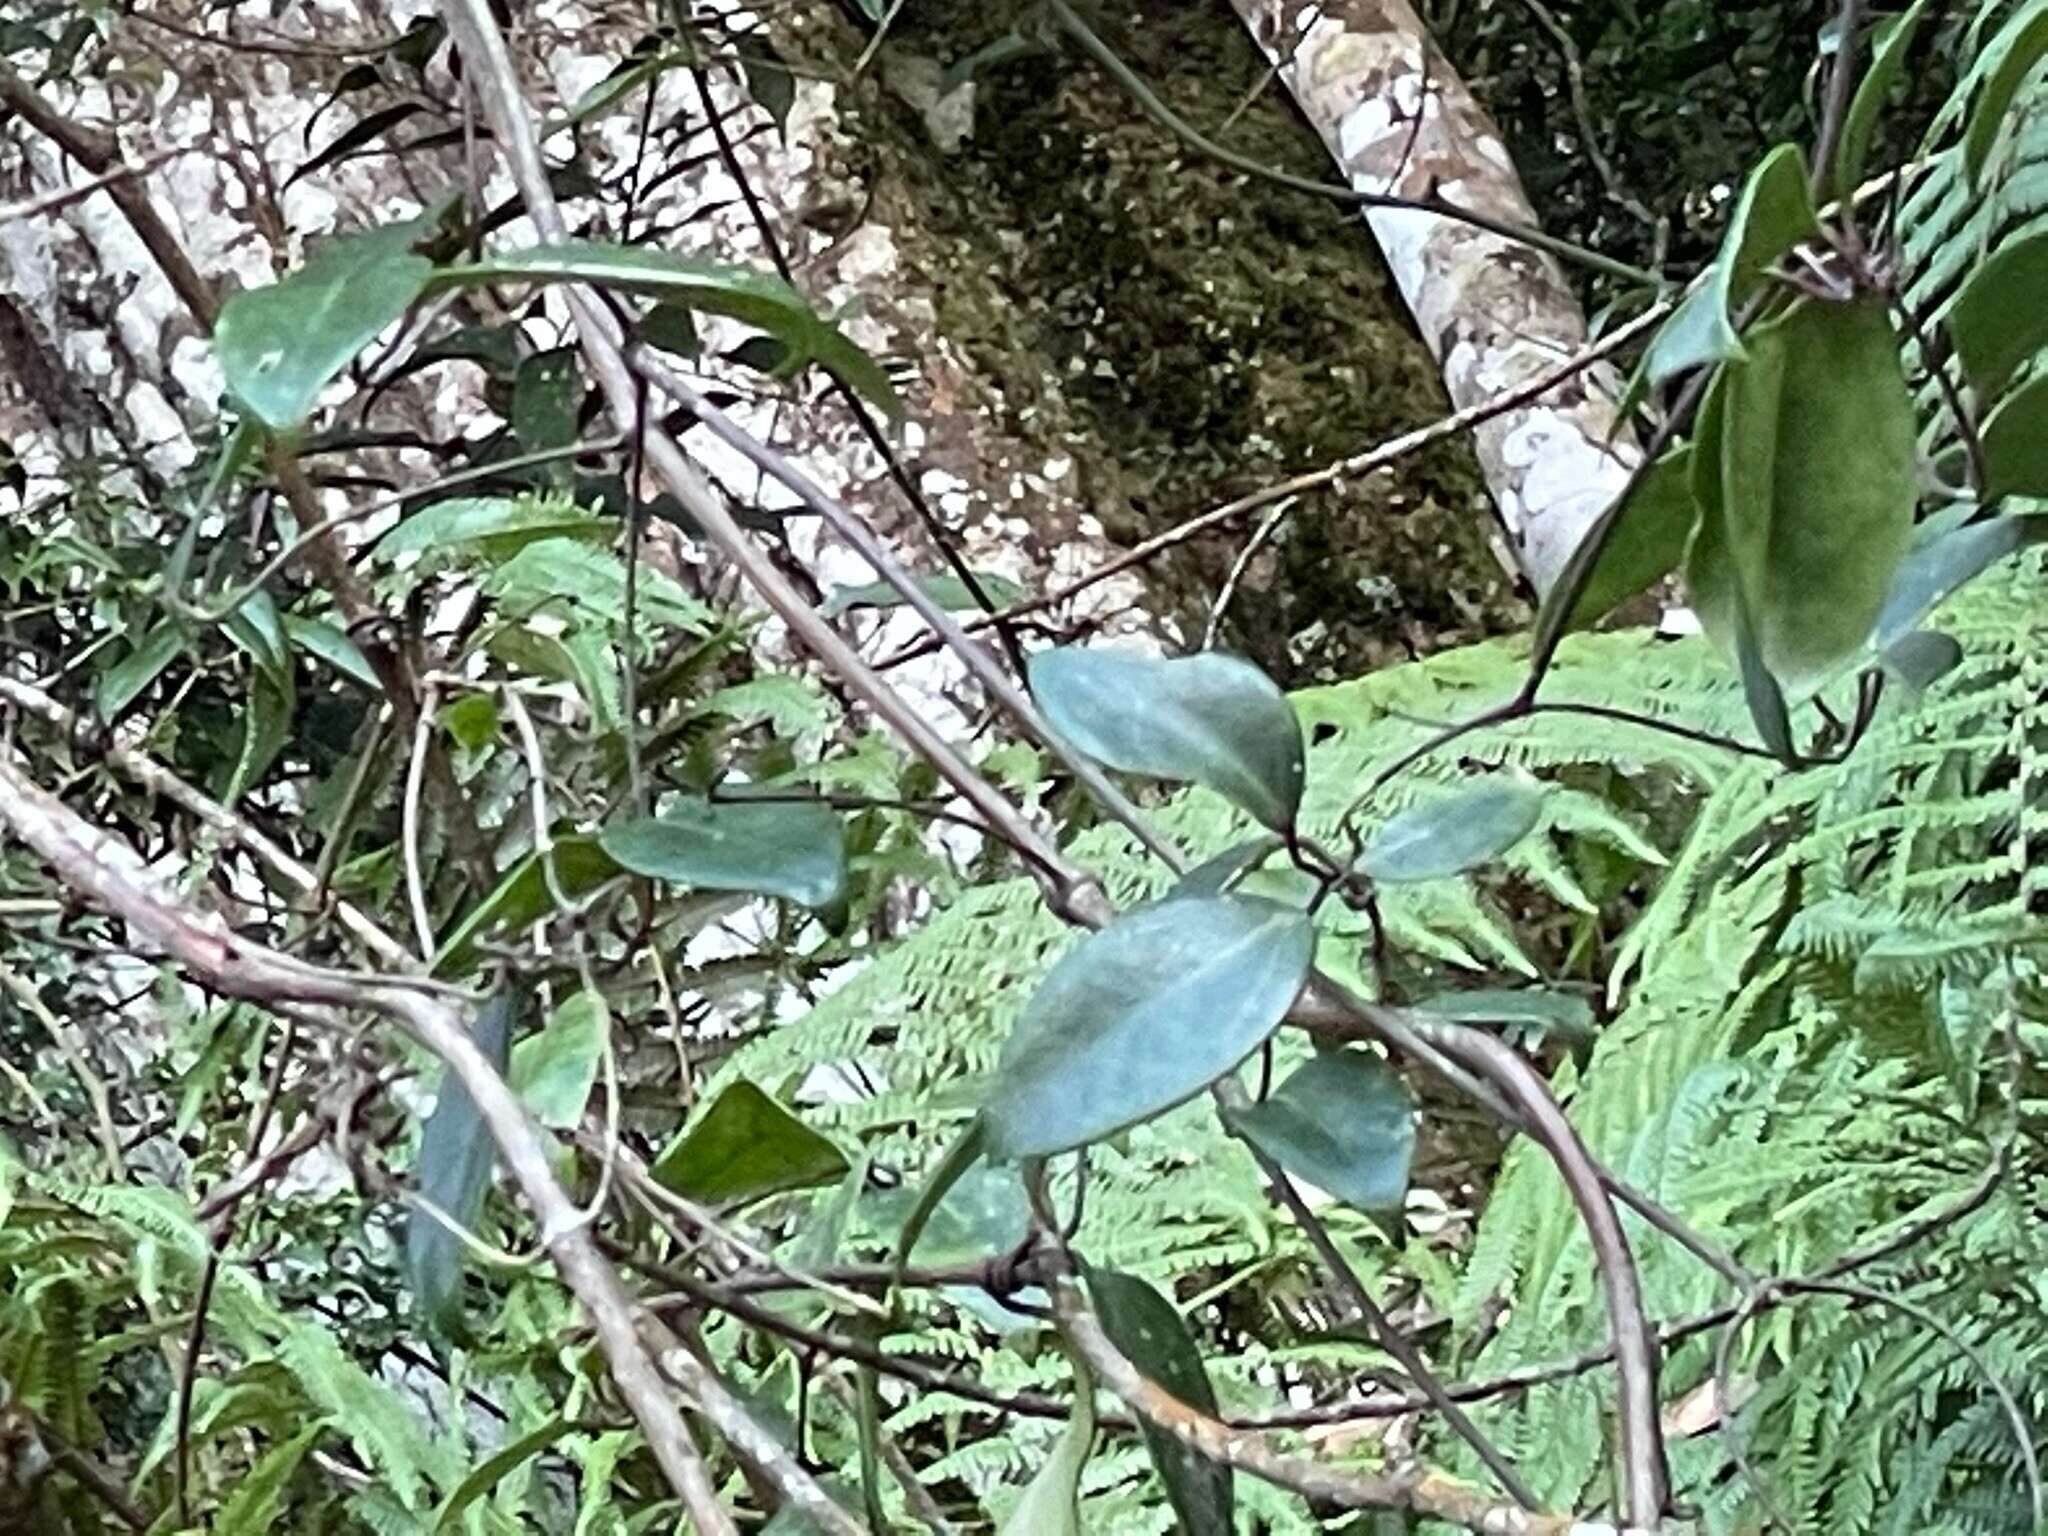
[783,0,1528,683]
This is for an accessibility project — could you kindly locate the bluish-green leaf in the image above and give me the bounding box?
[893,1119,990,1281]
[1028,648,1305,831]
[430,241,900,415]
[509,991,607,1130]
[1414,988,1597,1042]
[217,217,436,432]
[405,991,520,1336]
[282,613,380,690]
[372,496,610,565]
[599,796,846,909]
[985,896,1315,1159]
[1358,781,1544,883]
[1878,629,1965,691]
[1225,1050,1414,1210]
[1875,510,2048,645]
[1086,1267,1233,1535]
[1166,837,1283,901]
[650,1079,848,1206]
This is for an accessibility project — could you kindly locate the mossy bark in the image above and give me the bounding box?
[777,0,1526,686]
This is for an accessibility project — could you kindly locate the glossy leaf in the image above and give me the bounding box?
[430,836,623,978]
[1028,648,1305,831]
[1949,231,2048,397]
[217,217,435,432]
[1879,629,1965,691]
[1688,298,1918,696]
[984,896,1315,1159]
[650,1079,848,1206]
[1964,0,2048,187]
[1086,1267,1233,1535]
[1875,511,2048,646]
[1225,1050,1414,1210]
[822,571,1028,619]
[430,241,900,414]
[599,796,846,909]
[508,991,607,1130]
[1358,781,1544,884]
[1832,0,1929,200]
[1538,444,1697,645]
[998,1366,1095,1536]
[96,621,183,720]
[405,991,519,1336]
[1981,372,2048,502]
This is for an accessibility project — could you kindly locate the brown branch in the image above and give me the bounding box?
[0,747,735,1534]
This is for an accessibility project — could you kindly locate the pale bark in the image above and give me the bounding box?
[1226,0,1639,593]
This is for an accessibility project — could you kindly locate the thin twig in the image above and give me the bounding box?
[0,147,182,228]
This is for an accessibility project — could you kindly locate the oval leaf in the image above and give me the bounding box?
[1225,1050,1414,1211]
[1878,629,1965,691]
[1028,648,1305,831]
[984,896,1315,1159]
[1949,230,2048,398]
[1085,1267,1234,1535]
[217,217,436,432]
[1980,372,2048,502]
[508,991,608,1131]
[1358,781,1544,884]
[1832,0,1928,200]
[651,1080,848,1206]
[431,835,622,978]
[1537,443,1698,647]
[599,796,846,909]
[1964,0,2048,188]
[405,991,519,1336]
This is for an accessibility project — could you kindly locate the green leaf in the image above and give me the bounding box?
[1358,780,1544,883]
[218,1424,324,1536]
[1536,444,1697,645]
[893,1119,990,1281]
[484,537,714,634]
[282,613,380,690]
[1225,1050,1414,1210]
[1688,298,1918,695]
[1980,372,2048,501]
[217,216,436,432]
[1949,231,2048,397]
[1878,629,1965,691]
[1964,0,2048,187]
[1413,988,1597,1042]
[1637,145,1818,390]
[599,796,846,909]
[984,896,1316,1159]
[998,1363,1095,1536]
[1166,837,1283,901]
[431,836,623,978]
[568,50,683,124]
[430,241,900,415]
[650,1080,848,1205]
[1028,648,1305,831]
[440,691,500,753]
[374,496,612,568]
[405,991,520,1336]
[96,620,183,720]
[222,587,293,690]
[822,570,1029,619]
[509,991,608,1130]
[1085,1267,1233,1535]
[434,1418,576,1531]
[1875,511,2048,645]
[1831,0,1929,200]
[226,672,294,805]
[744,49,797,133]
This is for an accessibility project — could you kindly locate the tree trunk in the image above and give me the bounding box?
[1226,0,1639,593]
